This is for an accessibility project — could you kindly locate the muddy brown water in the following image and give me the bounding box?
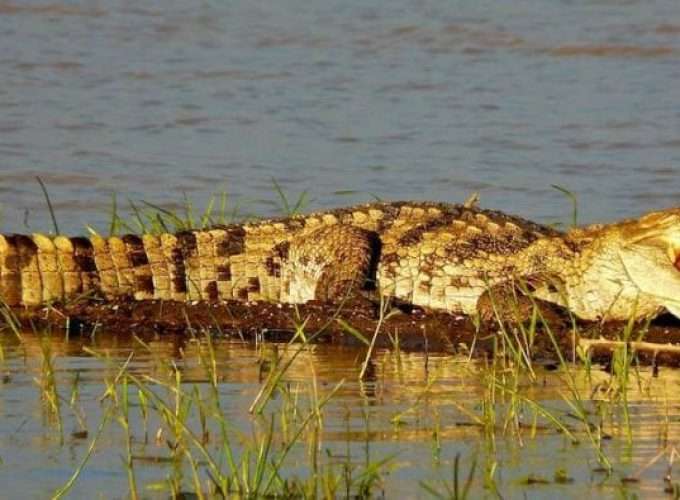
[1,0,680,497]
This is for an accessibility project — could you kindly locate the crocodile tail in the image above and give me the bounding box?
[0,229,251,307]
[0,232,127,306]
[0,233,101,306]
[0,235,25,306]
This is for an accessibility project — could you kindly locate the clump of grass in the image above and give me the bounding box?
[106,190,243,237]
[420,453,477,499]
[0,301,24,342]
[2,183,674,497]
[35,333,63,440]
[271,177,311,217]
[105,177,306,238]
[337,294,400,381]
[0,300,667,498]
[447,276,639,480]
[50,312,397,498]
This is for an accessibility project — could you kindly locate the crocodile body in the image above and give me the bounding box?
[2,200,680,322]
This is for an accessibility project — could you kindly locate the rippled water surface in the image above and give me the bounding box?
[1,1,680,498]
[3,331,680,498]
[0,0,679,233]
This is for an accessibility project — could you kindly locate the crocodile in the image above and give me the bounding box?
[1,200,680,322]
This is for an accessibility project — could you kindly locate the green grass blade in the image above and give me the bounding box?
[109,192,120,236]
[336,319,370,346]
[551,184,578,227]
[52,406,113,499]
[126,198,148,234]
[271,177,291,215]
[36,176,60,235]
[200,195,216,229]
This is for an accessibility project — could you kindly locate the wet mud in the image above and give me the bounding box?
[9,299,680,367]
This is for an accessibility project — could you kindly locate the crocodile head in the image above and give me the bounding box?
[613,208,680,319]
[559,208,680,321]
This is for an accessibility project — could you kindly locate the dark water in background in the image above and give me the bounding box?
[0,0,679,234]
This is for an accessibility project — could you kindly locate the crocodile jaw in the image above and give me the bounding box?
[617,229,680,320]
[557,208,680,321]
[562,208,680,321]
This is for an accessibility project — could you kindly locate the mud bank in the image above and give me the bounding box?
[8,299,680,367]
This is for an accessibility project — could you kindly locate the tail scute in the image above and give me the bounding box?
[32,233,62,303]
[54,236,82,300]
[91,234,119,299]
[15,235,42,306]
[108,236,135,297]
[142,234,171,300]
[0,235,22,306]
[121,235,154,300]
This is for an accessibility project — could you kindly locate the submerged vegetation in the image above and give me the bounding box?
[3,301,680,498]
[2,184,680,497]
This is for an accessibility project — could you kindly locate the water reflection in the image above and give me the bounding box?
[2,0,680,492]
[3,330,680,496]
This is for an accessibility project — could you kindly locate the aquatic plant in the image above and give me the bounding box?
[0,185,678,497]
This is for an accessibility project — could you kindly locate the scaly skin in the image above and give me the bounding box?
[2,201,680,322]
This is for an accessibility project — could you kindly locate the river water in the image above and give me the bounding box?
[0,0,679,234]
[2,331,680,498]
[1,1,680,498]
